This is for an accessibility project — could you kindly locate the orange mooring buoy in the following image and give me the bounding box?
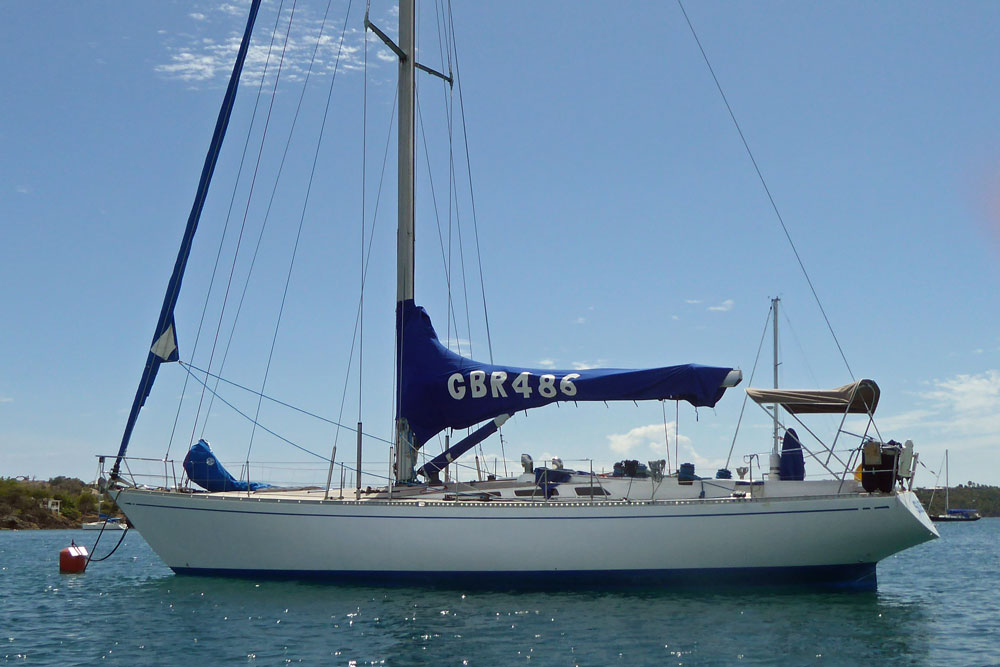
[59,541,89,573]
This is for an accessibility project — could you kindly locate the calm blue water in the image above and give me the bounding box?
[2,521,997,665]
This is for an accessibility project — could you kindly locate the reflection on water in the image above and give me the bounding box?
[2,522,997,665]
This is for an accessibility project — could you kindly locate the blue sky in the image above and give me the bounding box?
[3,1,999,488]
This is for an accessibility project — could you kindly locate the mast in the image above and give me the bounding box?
[366,0,451,484]
[945,449,950,512]
[772,297,780,453]
[770,297,781,478]
[395,0,418,482]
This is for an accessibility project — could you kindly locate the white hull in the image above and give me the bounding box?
[116,487,937,588]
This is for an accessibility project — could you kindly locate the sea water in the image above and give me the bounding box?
[1,520,997,665]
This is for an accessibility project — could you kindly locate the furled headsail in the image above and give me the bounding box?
[396,300,740,448]
[111,0,263,478]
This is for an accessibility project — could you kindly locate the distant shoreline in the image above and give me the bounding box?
[914,485,998,518]
[1,477,123,530]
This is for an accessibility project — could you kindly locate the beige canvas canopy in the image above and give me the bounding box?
[746,379,880,415]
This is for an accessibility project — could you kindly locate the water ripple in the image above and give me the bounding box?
[1,522,998,665]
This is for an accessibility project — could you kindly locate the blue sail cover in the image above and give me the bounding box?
[183,440,271,492]
[397,300,736,447]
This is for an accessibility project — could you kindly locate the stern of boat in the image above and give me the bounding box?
[896,489,939,541]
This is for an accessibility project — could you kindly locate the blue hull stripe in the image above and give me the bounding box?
[127,501,891,521]
[170,563,878,591]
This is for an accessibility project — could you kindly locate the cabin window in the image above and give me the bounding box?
[574,487,610,496]
[514,488,558,497]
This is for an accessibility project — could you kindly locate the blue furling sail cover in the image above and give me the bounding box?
[396,300,736,448]
[183,440,271,492]
[779,428,806,481]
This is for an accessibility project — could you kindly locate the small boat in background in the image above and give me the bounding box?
[929,450,981,522]
[933,508,981,522]
[81,515,127,531]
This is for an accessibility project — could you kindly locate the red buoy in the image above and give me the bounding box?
[59,541,89,573]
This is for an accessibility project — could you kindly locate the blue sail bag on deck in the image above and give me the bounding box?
[183,439,271,492]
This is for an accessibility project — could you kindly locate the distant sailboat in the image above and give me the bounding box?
[81,516,126,531]
[100,0,937,590]
[929,450,981,522]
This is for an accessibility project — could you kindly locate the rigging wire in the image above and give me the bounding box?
[358,4,368,438]
[724,302,775,470]
[163,0,287,461]
[201,0,346,446]
[328,17,401,484]
[432,0,463,356]
[677,0,854,381]
[445,0,506,475]
[246,0,357,464]
[662,400,672,475]
[193,0,298,454]
[416,99,465,354]
[180,362,404,469]
[328,0,374,496]
[447,0,494,364]
[782,307,821,390]
[450,134,475,360]
[181,361,393,445]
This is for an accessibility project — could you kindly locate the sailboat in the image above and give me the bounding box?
[104,0,937,589]
[929,450,981,522]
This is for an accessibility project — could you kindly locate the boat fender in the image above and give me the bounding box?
[60,541,88,574]
[897,441,915,479]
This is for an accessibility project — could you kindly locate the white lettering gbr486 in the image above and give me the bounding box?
[447,371,581,400]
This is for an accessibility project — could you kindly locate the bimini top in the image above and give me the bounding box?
[746,379,880,415]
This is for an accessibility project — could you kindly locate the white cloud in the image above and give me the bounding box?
[607,423,683,455]
[685,299,702,304]
[0,397,12,404]
[444,338,472,355]
[671,315,679,321]
[155,7,373,86]
[921,371,1000,417]
[708,299,734,312]
[679,443,725,472]
[156,51,222,81]
[572,359,607,370]
[537,359,556,369]
[15,185,30,194]
[846,408,938,435]
[574,316,586,325]
[850,370,1000,484]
